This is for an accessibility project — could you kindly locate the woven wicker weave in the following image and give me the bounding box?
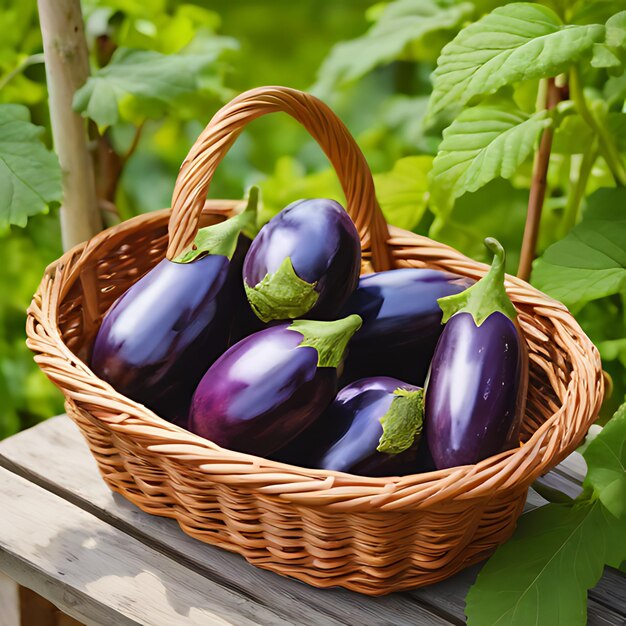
[27,86,603,595]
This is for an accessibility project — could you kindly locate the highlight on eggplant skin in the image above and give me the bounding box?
[189,316,362,457]
[339,268,473,385]
[91,191,260,426]
[274,376,429,477]
[243,199,361,323]
[424,238,528,470]
[425,312,526,469]
[91,254,234,424]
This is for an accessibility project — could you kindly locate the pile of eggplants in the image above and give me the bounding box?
[92,186,528,476]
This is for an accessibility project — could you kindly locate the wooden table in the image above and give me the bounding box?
[0,416,624,626]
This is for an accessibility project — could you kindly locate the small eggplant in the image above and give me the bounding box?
[339,269,473,385]
[425,238,528,469]
[189,314,362,456]
[275,376,426,477]
[243,199,361,322]
[91,189,259,424]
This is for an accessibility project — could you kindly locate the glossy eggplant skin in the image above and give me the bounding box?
[425,311,526,469]
[275,377,431,477]
[243,199,361,320]
[339,269,473,385]
[91,254,234,423]
[227,236,267,345]
[189,324,337,456]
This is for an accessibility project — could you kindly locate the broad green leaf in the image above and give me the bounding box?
[605,72,626,107]
[429,3,604,115]
[257,157,344,225]
[466,500,626,626]
[606,11,626,48]
[73,42,237,127]
[0,104,62,229]
[116,4,221,54]
[570,0,621,26]
[430,104,550,211]
[429,179,528,273]
[381,95,441,154]
[313,0,474,97]
[599,338,626,367]
[592,43,622,68]
[532,188,626,308]
[583,402,626,519]
[374,156,432,231]
[552,112,626,153]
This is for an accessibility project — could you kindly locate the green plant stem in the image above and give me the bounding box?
[122,121,145,163]
[559,145,597,238]
[518,78,560,281]
[0,53,45,91]
[570,66,626,187]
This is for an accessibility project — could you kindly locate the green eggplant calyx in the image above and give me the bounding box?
[377,388,424,455]
[288,314,362,369]
[245,256,319,323]
[437,237,517,326]
[173,186,260,264]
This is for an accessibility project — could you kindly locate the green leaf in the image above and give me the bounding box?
[429,179,528,274]
[583,402,626,519]
[173,187,259,263]
[532,188,626,308]
[0,104,62,229]
[288,315,362,369]
[73,43,237,127]
[429,3,604,115]
[373,156,432,231]
[313,0,474,97]
[553,112,626,154]
[377,388,424,454]
[591,43,622,68]
[466,500,626,626]
[431,104,550,211]
[257,157,344,226]
[438,238,517,325]
[606,11,626,48]
[245,257,320,323]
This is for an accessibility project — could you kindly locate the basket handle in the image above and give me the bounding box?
[166,86,392,270]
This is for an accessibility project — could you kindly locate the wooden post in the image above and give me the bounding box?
[38,0,102,250]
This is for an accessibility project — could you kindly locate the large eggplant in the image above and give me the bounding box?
[91,190,259,425]
[425,239,528,469]
[243,199,361,322]
[275,376,428,477]
[339,269,473,385]
[189,314,362,456]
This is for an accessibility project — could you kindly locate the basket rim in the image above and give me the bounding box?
[27,204,604,512]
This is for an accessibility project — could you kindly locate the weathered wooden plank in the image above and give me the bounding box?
[0,418,454,626]
[411,562,626,626]
[557,451,587,483]
[0,466,297,626]
[0,572,18,626]
[1,416,624,626]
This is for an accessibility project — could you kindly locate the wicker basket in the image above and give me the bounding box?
[27,86,603,595]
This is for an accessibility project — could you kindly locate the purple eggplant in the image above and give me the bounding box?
[339,269,473,385]
[425,238,528,469]
[243,199,361,322]
[275,377,427,477]
[189,314,362,456]
[91,189,259,424]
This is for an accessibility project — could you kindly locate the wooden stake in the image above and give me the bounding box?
[38,0,102,250]
[517,78,561,282]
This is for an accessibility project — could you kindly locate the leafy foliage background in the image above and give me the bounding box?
[0,0,624,440]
